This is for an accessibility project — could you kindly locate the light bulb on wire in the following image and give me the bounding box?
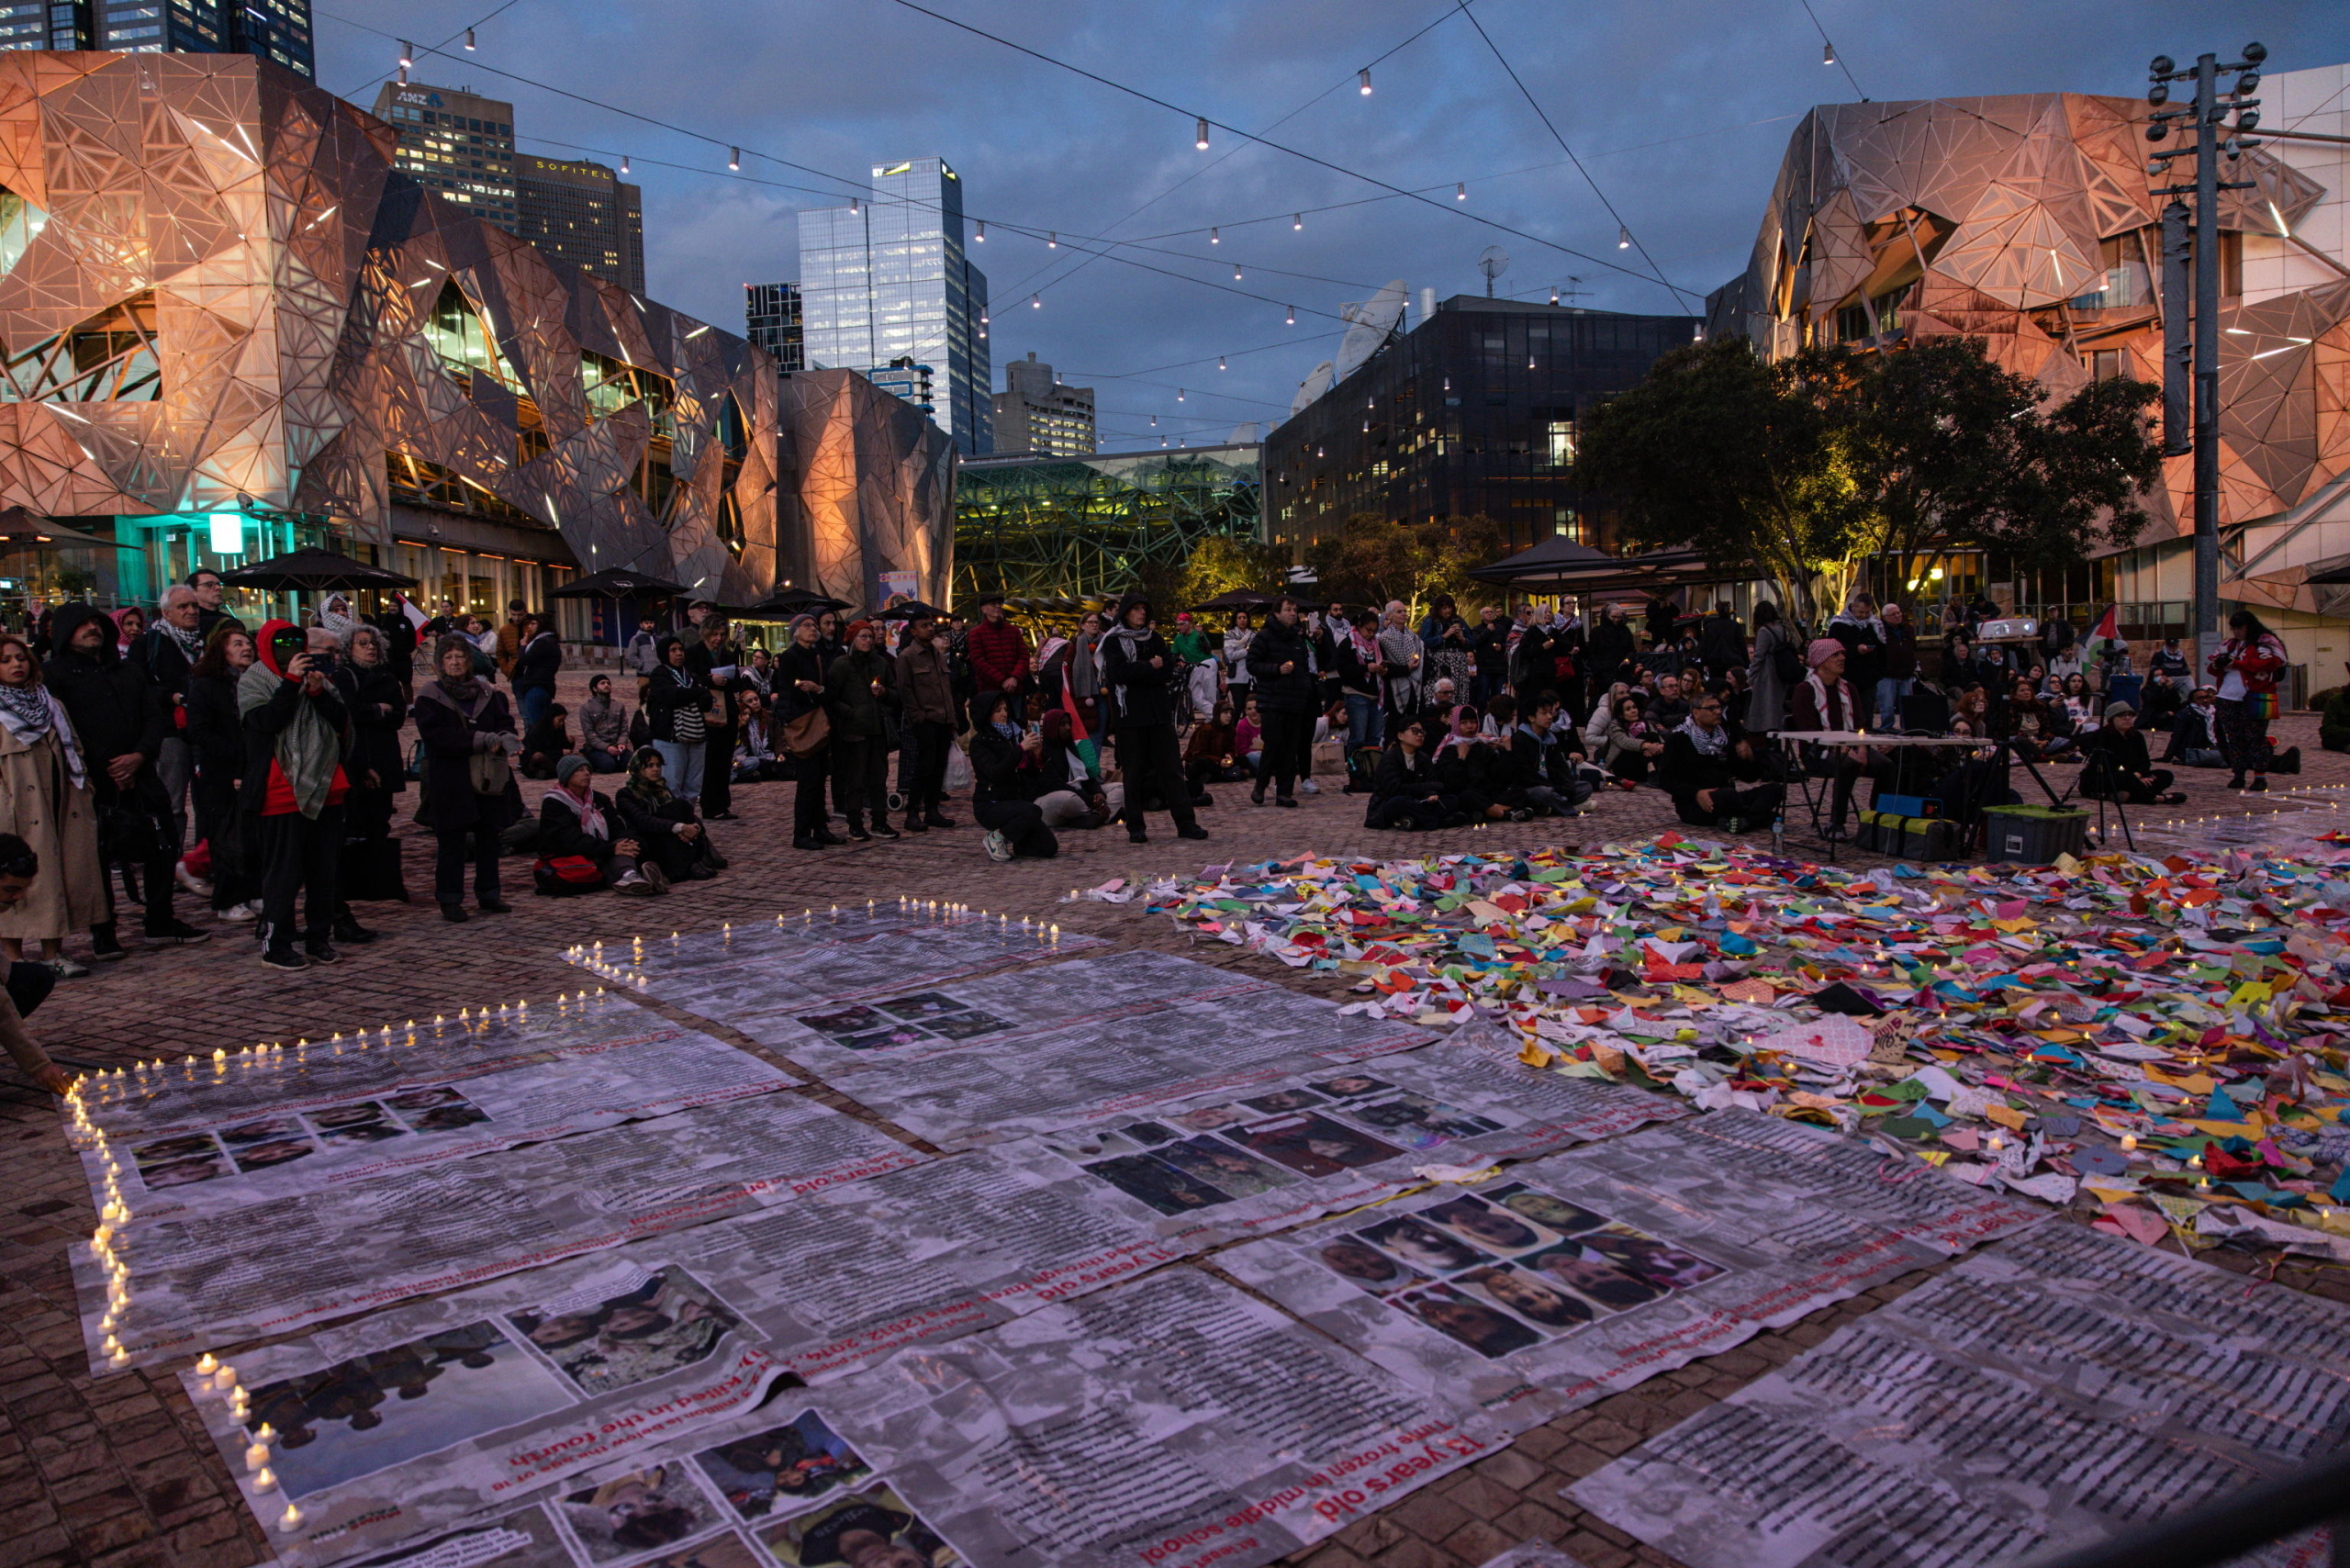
[1194,117,1210,151]
[1823,41,1837,65]
[976,219,985,241]
[1292,213,1303,230]
[1360,68,1372,95]
[1047,231,1057,248]
[464,27,476,50]
[729,147,740,171]
[1617,226,1630,249]
[1030,293,1040,308]
[1457,182,1467,200]
[1285,305,1295,324]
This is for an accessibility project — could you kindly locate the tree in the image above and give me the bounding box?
[1574,335,2162,628]
[1304,513,1508,616]
[1178,534,1288,608]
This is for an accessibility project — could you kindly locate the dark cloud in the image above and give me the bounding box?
[319,1,2350,449]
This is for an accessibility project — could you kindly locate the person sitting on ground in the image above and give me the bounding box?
[1365,716,1458,831]
[1655,692,1785,832]
[1582,680,1630,756]
[1234,694,1263,780]
[1481,691,1517,741]
[2077,703,2187,806]
[1034,709,1118,830]
[520,701,573,780]
[1432,702,1522,822]
[1182,696,1247,803]
[1994,676,2075,761]
[2164,684,2227,767]
[533,755,661,897]
[613,746,724,883]
[967,690,1059,861]
[1505,693,1595,816]
[0,833,71,1092]
[577,675,631,772]
[1596,694,1664,786]
[1416,676,1460,738]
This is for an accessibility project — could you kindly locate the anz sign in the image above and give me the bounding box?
[394,90,445,109]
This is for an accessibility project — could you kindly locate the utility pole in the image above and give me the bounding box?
[2146,43,2265,676]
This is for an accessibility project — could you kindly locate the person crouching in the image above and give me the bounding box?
[534,755,662,897]
[614,747,725,882]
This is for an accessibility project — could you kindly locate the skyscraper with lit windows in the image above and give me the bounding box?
[798,157,991,454]
[0,0,313,76]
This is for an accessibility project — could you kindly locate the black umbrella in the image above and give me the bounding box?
[219,547,419,592]
[878,599,949,620]
[549,566,687,599]
[746,585,851,617]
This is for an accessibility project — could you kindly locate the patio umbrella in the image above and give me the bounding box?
[1190,587,1281,613]
[0,508,112,550]
[548,566,687,599]
[218,547,418,593]
[877,599,950,620]
[746,585,851,617]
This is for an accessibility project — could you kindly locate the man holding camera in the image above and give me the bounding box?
[240,622,352,970]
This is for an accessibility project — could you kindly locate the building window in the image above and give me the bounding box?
[422,279,515,391]
[2,291,161,402]
[2068,233,2151,311]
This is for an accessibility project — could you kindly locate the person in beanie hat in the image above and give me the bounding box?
[240,621,351,968]
[534,752,661,896]
[1097,591,1207,846]
[1782,636,1887,835]
[2079,701,2186,805]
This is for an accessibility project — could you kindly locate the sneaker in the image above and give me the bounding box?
[330,918,377,945]
[923,812,957,830]
[640,861,671,892]
[90,928,127,961]
[1177,824,1209,840]
[261,947,307,971]
[871,820,901,839]
[1507,807,1533,823]
[50,958,89,979]
[1298,778,1320,795]
[982,829,1014,863]
[614,872,662,896]
[302,943,341,966]
[440,902,469,923]
[215,902,257,924]
[1251,785,1266,806]
[1273,796,1299,808]
[905,814,928,834]
[142,919,210,946]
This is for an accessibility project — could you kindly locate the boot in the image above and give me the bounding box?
[845,813,872,841]
[923,810,957,829]
[870,815,901,839]
[904,810,928,834]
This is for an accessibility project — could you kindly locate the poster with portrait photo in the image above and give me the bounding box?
[509,1265,742,1396]
[558,1462,722,1563]
[695,1410,870,1522]
[1218,1110,2043,1436]
[349,1501,574,1567]
[759,1483,964,1568]
[629,1533,764,1568]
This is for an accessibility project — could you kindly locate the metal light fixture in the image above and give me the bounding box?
[1210,226,1219,244]
[1195,117,1210,151]
[1360,68,1372,95]
[976,219,985,240]
[1285,305,1295,323]
[728,147,740,170]
[1550,286,1559,304]
[1047,231,1057,248]
[398,39,412,68]
[1218,355,1226,370]
[1822,41,1836,65]
[1234,263,1242,280]
[1178,387,1186,400]
[619,152,630,174]
[1618,226,1631,248]
[1030,293,1040,308]
[1456,182,1467,200]
[464,27,476,49]
[1293,213,1303,230]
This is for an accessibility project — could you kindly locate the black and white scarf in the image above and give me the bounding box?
[1674,715,1729,758]
[0,681,84,790]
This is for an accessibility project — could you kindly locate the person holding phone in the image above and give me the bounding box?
[240,622,352,969]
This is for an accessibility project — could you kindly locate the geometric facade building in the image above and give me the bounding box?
[955,443,1260,604]
[778,367,957,611]
[1709,74,2350,669]
[0,51,783,622]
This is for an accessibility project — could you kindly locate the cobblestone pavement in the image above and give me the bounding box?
[2,690,2344,1568]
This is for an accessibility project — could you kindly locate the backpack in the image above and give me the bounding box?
[1770,628,1802,686]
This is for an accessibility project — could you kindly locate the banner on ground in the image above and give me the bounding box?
[205,1267,1505,1568]
[1217,1110,2046,1434]
[1569,1223,2350,1568]
[82,1092,923,1373]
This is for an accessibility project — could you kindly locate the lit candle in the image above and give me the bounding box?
[196,1352,217,1376]
[2121,1134,2137,1151]
[278,1503,303,1532]
[253,1466,277,1492]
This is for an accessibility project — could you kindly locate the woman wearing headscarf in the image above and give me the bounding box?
[1783,636,1888,835]
[1097,592,1206,846]
[110,605,147,657]
[615,746,722,882]
[410,633,520,923]
[643,635,712,806]
[330,622,406,919]
[317,593,358,644]
[534,754,660,898]
[0,633,104,975]
[774,614,842,850]
[968,689,1058,860]
[824,619,901,840]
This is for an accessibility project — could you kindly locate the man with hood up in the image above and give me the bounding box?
[240,621,352,969]
[41,601,206,956]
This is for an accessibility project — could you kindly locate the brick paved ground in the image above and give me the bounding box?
[1,682,2344,1568]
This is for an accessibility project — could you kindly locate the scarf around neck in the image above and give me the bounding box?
[0,681,84,790]
[157,619,204,663]
[1801,669,1853,729]
[1675,715,1729,757]
[549,783,608,839]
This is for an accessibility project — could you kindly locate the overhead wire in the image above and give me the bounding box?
[331,0,527,100]
[1796,0,1868,101]
[1453,4,1697,308]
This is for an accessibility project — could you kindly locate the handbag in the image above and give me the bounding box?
[470,749,512,796]
[99,802,164,863]
[778,706,831,760]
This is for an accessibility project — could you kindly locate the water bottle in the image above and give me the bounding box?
[1772,808,1785,859]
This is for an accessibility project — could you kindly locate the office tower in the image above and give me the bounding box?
[2,0,312,75]
[991,353,1095,456]
[866,358,934,416]
[798,156,991,454]
[745,282,803,372]
[515,153,644,293]
[370,81,517,230]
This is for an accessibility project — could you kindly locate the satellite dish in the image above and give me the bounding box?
[1291,361,1335,417]
[1335,279,1407,384]
[1478,246,1510,297]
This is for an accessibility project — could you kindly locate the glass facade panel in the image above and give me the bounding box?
[955,444,1260,600]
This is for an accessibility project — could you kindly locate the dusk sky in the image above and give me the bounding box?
[316,2,2350,452]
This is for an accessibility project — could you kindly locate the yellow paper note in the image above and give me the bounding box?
[1984,1103,2028,1131]
[1516,1037,1556,1069]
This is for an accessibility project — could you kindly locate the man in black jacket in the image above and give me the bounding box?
[1697,602,1746,680]
[1245,596,1317,808]
[1469,606,1511,707]
[684,616,750,820]
[44,603,205,955]
[1654,695,1783,830]
[137,584,205,858]
[1100,592,1207,846]
[1503,694,1595,816]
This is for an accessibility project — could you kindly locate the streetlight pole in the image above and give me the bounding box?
[2146,43,2265,677]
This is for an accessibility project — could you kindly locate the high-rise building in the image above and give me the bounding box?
[1,0,312,75]
[745,282,803,372]
[798,156,991,454]
[370,81,517,230]
[991,353,1095,457]
[515,153,643,293]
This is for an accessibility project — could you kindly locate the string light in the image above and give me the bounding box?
[1360,67,1373,95]
[728,147,741,170]
[1618,226,1631,248]
[1194,117,1211,151]
[975,219,985,240]
[1047,231,1057,248]
[1210,226,1219,243]
[1218,354,1226,370]
[1293,213,1303,230]
[1233,263,1243,281]
[1823,41,1837,65]
[464,26,476,49]
[1286,304,1295,323]
[620,152,629,174]
[397,39,412,68]
[1030,292,1041,308]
